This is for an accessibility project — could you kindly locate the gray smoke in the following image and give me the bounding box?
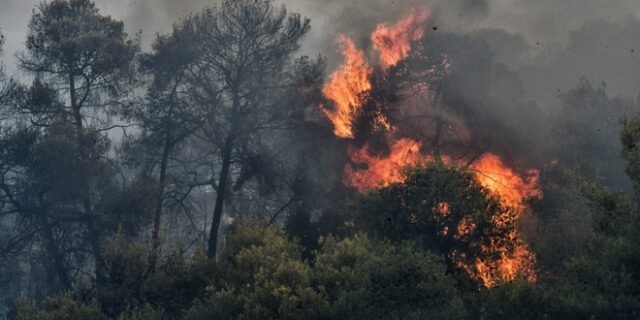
[3,0,640,95]
[2,0,640,186]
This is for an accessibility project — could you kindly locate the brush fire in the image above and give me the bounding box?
[320,8,542,288]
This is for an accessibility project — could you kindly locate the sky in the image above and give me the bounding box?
[2,0,640,188]
[2,0,640,98]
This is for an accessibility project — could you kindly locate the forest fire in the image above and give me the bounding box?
[471,154,542,210]
[4,0,638,316]
[344,138,425,192]
[344,140,542,212]
[321,9,542,288]
[321,36,373,138]
[372,8,430,69]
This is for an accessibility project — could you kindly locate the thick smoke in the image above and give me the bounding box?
[2,0,640,186]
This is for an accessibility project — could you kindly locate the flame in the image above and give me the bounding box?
[372,8,430,69]
[322,9,429,139]
[469,155,540,287]
[320,8,541,288]
[472,154,542,211]
[343,139,541,205]
[343,139,540,287]
[321,35,373,139]
[344,138,423,192]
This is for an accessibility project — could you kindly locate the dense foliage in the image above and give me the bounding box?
[1,1,640,319]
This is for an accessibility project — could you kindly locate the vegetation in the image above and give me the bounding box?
[0,1,640,319]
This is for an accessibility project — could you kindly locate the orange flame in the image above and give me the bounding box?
[343,139,540,287]
[321,35,373,139]
[372,8,430,69]
[320,8,540,288]
[472,154,542,212]
[343,139,541,204]
[322,9,428,139]
[344,138,423,192]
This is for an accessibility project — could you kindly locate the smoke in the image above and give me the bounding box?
[2,0,640,186]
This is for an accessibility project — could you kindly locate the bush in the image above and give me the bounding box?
[98,232,219,317]
[467,280,555,320]
[315,234,466,320]
[15,295,107,320]
[187,224,329,320]
[352,162,536,287]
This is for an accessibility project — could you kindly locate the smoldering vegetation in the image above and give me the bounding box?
[0,0,640,319]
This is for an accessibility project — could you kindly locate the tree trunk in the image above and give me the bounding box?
[40,211,72,292]
[207,134,234,259]
[149,129,172,271]
[69,73,82,129]
[69,72,104,289]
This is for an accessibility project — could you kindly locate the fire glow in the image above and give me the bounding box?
[321,8,541,288]
[320,36,373,139]
[372,8,430,69]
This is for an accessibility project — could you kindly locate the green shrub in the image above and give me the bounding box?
[315,234,467,320]
[15,295,107,320]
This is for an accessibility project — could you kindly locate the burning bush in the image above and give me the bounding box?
[352,161,536,288]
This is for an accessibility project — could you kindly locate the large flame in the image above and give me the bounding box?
[344,140,540,287]
[321,35,373,139]
[372,8,429,69]
[471,154,542,210]
[320,9,541,288]
[321,9,428,138]
[344,140,541,211]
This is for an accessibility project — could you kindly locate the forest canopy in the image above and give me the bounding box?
[0,0,640,319]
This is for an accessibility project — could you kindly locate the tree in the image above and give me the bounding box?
[0,29,16,118]
[545,114,640,318]
[124,25,204,271]
[175,0,312,258]
[186,224,328,320]
[621,113,640,192]
[467,280,554,320]
[0,118,142,295]
[314,234,467,320]
[352,162,536,287]
[555,79,640,190]
[12,0,139,289]
[15,294,108,320]
[187,225,466,320]
[19,0,138,128]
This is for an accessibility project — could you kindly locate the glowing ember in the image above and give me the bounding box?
[435,202,450,216]
[321,35,373,139]
[372,8,430,69]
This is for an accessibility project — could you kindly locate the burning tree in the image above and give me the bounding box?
[353,163,537,288]
[319,8,541,287]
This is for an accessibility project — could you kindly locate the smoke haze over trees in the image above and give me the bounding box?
[1,0,640,319]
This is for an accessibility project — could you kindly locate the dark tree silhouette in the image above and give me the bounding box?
[174,0,311,258]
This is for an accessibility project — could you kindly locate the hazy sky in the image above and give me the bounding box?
[2,0,640,98]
